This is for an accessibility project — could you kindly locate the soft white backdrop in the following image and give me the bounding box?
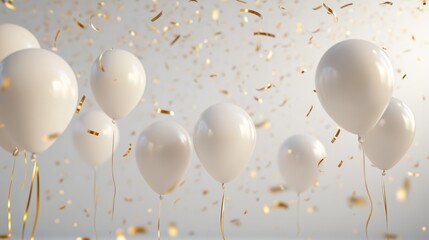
[0,0,428,239]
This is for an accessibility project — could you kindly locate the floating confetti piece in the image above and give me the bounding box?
[155,108,175,116]
[240,9,263,19]
[307,206,318,213]
[90,15,101,31]
[313,5,322,10]
[87,130,100,136]
[306,105,313,117]
[256,83,274,91]
[122,144,132,157]
[317,158,326,168]
[170,34,181,45]
[209,74,217,78]
[424,0,427,5]
[13,147,19,156]
[76,237,90,240]
[337,160,344,168]
[230,219,241,226]
[255,120,271,129]
[340,3,353,9]
[273,201,288,209]
[2,0,15,10]
[127,226,147,235]
[151,11,163,22]
[331,129,341,143]
[380,1,393,5]
[42,133,59,142]
[322,3,338,22]
[408,172,420,177]
[254,96,263,103]
[396,177,410,202]
[402,74,407,80]
[384,233,398,239]
[74,18,86,29]
[254,31,276,38]
[269,185,286,193]
[53,29,61,49]
[168,223,178,237]
[59,205,66,210]
[1,78,10,91]
[75,95,86,113]
[98,50,107,72]
[348,192,367,207]
[263,204,270,214]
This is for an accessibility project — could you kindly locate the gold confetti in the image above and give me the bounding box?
[1,78,10,91]
[116,228,126,240]
[13,147,19,156]
[170,34,181,45]
[300,69,307,74]
[122,144,132,157]
[317,158,326,168]
[127,226,147,235]
[168,223,178,237]
[255,120,271,129]
[337,160,344,168]
[348,192,367,207]
[2,0,16,10]
[209,74,217,78]
[53,29,61,49]
[273,201,288,209]
[424,0,427,5]
[340,3,353,9]
[74,18,86,29]
[254,96,263,103]
[76,237,90,240]
[87,130,100,136]
[75,95,86,113]
[384,233,398,239]
[59,205,66,210]
[240,9,263,19]
[212,9,220,21]
[220,89,230,96]
[312,5,322,10]
[155,108,175,116]
[90,15,101,31]
[322,3,338,22]
[98,50,107,72]
[331,128,341,143]
[380,1,393,5]
[263,204,270,214]
[307,206,318,213]
[254,31,276,38]
[42,133,59,142]
[306,105,313,117]
[396,177,410,202]
[256,83,274,91]
[151,11,163,22]
[230,219,241,226]
[269,185,286,193]
[407,172,420,177]
[402,74,407,80]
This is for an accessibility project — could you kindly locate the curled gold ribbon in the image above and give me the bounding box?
[22,157,39,240]
[360,139,373,240]
[381,171,389,234]
[22,150,27,189]
[220,183,226,240]
[111,120,117,220]
[158,195,163,240]
[93,168,98,240]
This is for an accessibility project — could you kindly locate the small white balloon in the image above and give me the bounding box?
[72,110,119,168]
[0,49,78,154]
[0,24,40,62]
[278,134,326,194]
[135,121,192,195]
[316,39,394,135]
[362,98,416,171]
[90,49,146,120]
[194,103,256,184]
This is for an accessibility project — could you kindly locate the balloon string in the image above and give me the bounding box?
[381,170,388,235]
[22,150,27,189]
[296,193,301,237]
[220,183,226,240]
[157,195,163,240]
[360,141,373,240]
[93,168,98,240]
[21,156,39,240]
[111,120,117,220]
[7,156,17,238]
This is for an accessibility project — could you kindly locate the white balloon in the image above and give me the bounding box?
[0,24,40,62]
[73,110,119,168]
[362,98,415,171]
[194,103,256,184]
[0,128,17,154]
[316,39,394,134]
[278,134,326,194]
[0,49,78,154]
[90,49,146,120]
[135,121,192,195]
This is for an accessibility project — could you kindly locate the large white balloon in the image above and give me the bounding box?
[90,49,146,120]
[135,121,192,195]
[0,49,78,154]
[278,134,326,194]
[0,24,40,62]
[0,128,17,154]
[362,98,415,171]
[315,39,394,135]
[73,110,119,168]
[194,103,256,184]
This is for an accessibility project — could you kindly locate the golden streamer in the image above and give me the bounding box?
[93,168,98,240]
[111,121,117,220]
[22,150,27,189]
[360,139,373,240]
[381,171,389,235]
[296,194,301,237]
[21,158,39,240]
[0,156,17,238]
[158,195,163,240]
[220,183,226,240]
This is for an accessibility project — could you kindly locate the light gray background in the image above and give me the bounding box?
[0,0,428,239]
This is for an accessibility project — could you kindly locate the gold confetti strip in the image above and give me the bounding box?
[396,177,409,202]
[1,78,10,91]
[76,237,90,240]
[90,15,101,31]
[13,147,19,156]
[42,133,59,142]
[151,11,163,22]
[98,50,107,72]
[59,205,66,210]
[236,0,246,3]
[273,201,288,209]
[408,171,420,177]
[307,206,318,213]
[322,3,338,22]
[380,1,393,5]
[230,219,241,226]
[337,160,344,168]
[122,144,132,157]
[306,105,313,117]
[53,29,61,49]
[269,185,286,193]
[384,233,398,239]
[331,128,341,143]
[209,74,217,78]
[256,83,274,91]
[87,130,100,136]
[402,74,407,80]
[155,108,175,116]
[75,95,86,113]
[74,18,86,29]
[2,0,16,10]
[220,89,230,96]
[168,223,178,237]
[170,34,181,45]
[240,9,263,19]
[255,120,271,129]
[340,3,353,9]
[312,5,322,10]
[254,96,263,103]
[317,157,326,168]
[349,192,367,207]
[263,204,270,214]
[254,31,276,38]
[127,226,147,235]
